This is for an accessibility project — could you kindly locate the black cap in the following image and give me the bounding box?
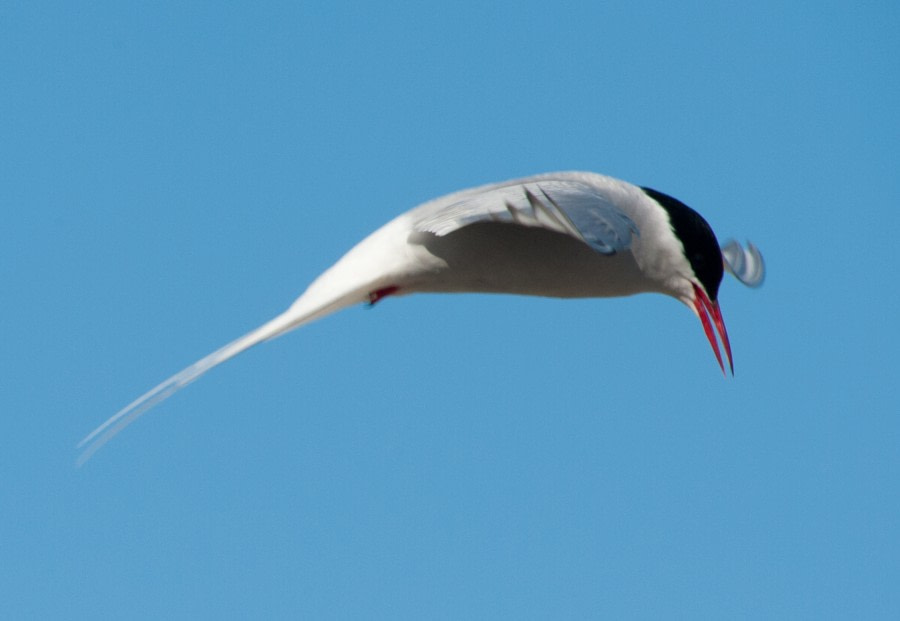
[641,187,724,301]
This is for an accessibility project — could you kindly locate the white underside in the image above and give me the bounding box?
[79,171,692,462]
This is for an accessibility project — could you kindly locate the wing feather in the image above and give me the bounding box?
[412,179,639,255]
[721,239,765,287]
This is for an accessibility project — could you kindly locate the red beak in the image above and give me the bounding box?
[692,283,733,375]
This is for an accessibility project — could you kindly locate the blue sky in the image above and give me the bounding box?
[3,1,898,618]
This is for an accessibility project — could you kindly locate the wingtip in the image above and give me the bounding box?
[721,239,765,288]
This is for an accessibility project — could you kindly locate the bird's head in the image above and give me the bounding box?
[641,187,765,375]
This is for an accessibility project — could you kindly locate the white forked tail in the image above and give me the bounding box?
[78,211,416,464]
[76,289,369,465]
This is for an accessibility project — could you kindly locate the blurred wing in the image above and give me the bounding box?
[721,239,765,287]
[413,180,639,255]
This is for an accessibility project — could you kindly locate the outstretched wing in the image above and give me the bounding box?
[412,179,639,255]
[721,239,765,287]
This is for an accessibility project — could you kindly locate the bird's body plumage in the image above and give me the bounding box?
[78,171,764,463]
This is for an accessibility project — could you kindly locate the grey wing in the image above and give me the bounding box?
[412,180,639,255]
[721,239,765,287]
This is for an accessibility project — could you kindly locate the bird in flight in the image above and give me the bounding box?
[79,171,764,463]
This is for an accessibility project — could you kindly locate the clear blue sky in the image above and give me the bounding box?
[3,1,898,618]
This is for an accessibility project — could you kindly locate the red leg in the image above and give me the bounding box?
[367,285,399,306]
